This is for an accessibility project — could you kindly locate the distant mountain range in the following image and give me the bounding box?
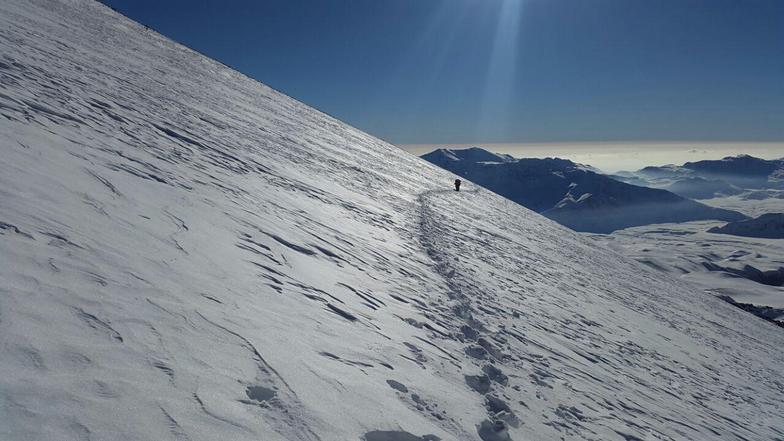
[421,148,745,233]
[617,155,784,199]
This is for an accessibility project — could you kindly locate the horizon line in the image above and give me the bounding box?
[398,140,784,148]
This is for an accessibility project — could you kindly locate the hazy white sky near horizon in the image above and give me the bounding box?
[399,142,784,173]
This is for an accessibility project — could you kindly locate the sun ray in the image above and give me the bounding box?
[477,0,524,141]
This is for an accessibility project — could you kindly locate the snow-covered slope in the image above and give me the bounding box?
[421,148,745,233]
[1,1,783,440]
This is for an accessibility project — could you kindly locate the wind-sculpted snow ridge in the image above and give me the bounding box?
[1,1,783,440]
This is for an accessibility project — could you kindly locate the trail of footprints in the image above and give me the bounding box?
[369,190,520,441]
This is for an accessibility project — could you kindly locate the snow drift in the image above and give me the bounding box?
[1,1,783,440]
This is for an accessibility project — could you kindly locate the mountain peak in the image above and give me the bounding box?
[422,147,515,164]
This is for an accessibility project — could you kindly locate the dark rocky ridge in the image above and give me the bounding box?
[709,213,784,239]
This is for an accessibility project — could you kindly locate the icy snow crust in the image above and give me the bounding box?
[1,1,783,440]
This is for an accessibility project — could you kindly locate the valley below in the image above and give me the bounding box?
[591,194,784,325]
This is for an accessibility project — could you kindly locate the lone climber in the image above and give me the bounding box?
[454,179,462,192]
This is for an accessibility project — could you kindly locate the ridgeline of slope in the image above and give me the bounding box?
[421,149,745,233]
[1,1,783,440]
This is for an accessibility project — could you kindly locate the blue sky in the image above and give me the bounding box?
[102,0,784,145]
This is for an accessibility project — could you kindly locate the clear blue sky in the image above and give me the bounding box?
[101,0,784,145]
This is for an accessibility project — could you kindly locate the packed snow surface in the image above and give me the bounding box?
[1,1,784,440]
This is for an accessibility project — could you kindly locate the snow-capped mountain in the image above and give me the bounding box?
[683,155,784,182]
[421,148,745,233]
[423,147,516,166]
[709,213,784,239]
[1,1,783,440]
[623,155,784,199]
